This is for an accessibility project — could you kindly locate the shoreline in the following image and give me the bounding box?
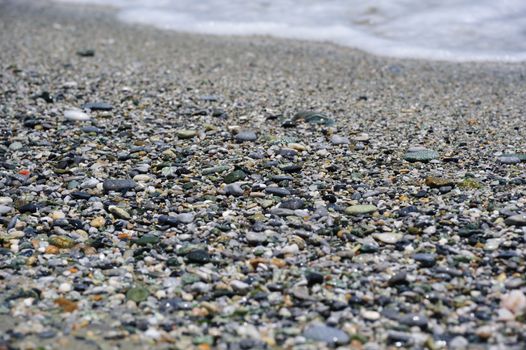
[1,0,526,349]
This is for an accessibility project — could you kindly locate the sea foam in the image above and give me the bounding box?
[55,0,526,62]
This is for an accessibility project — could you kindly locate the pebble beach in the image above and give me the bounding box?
[1,0,526,349]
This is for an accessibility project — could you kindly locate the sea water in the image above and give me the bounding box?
[55,0,526,62]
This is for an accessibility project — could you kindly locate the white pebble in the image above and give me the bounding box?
[64,109,90,121]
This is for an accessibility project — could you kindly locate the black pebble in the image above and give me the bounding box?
[186,249,211,264]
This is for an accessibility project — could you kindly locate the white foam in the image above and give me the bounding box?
[54,0,526,62]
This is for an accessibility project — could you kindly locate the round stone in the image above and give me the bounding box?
[372,233,403,244]
[186,249,211,264]
[126,286,150,303]
[176,129,197,139]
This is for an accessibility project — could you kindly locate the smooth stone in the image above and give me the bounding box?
[158,215,179,226]
[270,208,295,216]
[303,324,349,345]
[126,286,149,303]
[9,142,23,151]
[505,214,526,226]
[135,234,160,245]
[48,235,75,248]
[265,187,290,197]
[280,163,302,173]
[202,165,230,175]
[81,126,102,134]
[230,280,250,293]
[501,290,526,314]
[64,109,90,121]
[498,156,521,164]
[176,130,197,139]
[279,198,305,210]
[501,153,526,162]
[412,253,437,267]
[80,178,99,189]
[403,149,439,162]
[294,111,335,126]
[330,135,350,145]
[361,309,381,321]
[103,179,136,192]
[345,204,377,215]
[224,170,247,184]
[484,238,502,251]
[425,176,455,188]
[0,205,13,215]
[306,271,324,286]
[176,213,194,224]
[388,271,408,286]
[186,249,211,264]
[19,203,41,213]
[0,197,13,205]
[77,49,95,57]
[235,130,257,142]
[82,102,113,111]
[372,233,402,244]
[224,183,244,196]
[108,205,131,220]
[399,314,428,328]
[245,232,267,246]
[133,174,152,182]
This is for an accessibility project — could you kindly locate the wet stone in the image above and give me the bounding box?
[399,314,429,328]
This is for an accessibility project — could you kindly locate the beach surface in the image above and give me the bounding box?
[1,0,526,349]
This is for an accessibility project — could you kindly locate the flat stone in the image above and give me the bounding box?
[498,156,521,164]
[176,129,197,139]
[176,213,194,224]
[345,204,377,215]
[126,286,149,303]
[186,249,211,264]
[224,169,247,184]
[108,205,131,220]
[399,314,428,328]
[412,253,437,267]
[294,111,335,126]
[505,214,526,226]
[135,234,160,246]
[224,183,244,196]
[64,109,90,121]
[103,179,136,192]
[330,135,350,145]
[235,130,257,142]
[425,176,455,188]
[82,102,113,111]
[265,187,291,197]
[404,149,439,162]
[0,205,13,215]
[279,198,305,210]
[48,235,75,249]
[372,233,403,244]
[303,324,349,345]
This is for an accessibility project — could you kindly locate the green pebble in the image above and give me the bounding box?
[126,286,150,303]
[135,234,160,246]
[48,235,75,248]
[224,169,246,184]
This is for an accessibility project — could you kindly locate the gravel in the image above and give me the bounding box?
[1,1,526,349]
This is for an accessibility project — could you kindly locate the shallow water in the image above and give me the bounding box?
[55,0,526,62]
